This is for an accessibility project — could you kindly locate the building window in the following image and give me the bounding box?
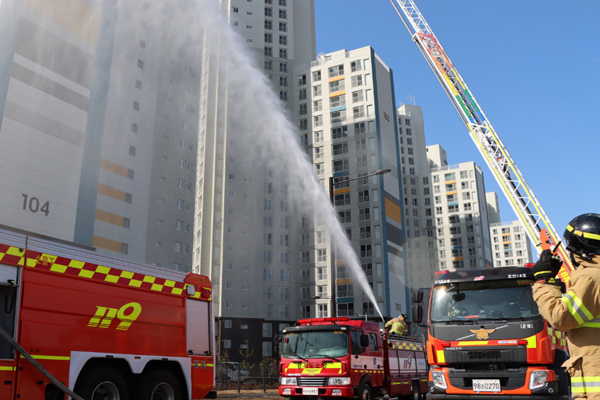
[263,268,272,282]
[351,75,363,87]
[351,60,362,72]
[329,65,344,78]
[332,126,348,139]
[263,286,272,300]
[279,287,289,300]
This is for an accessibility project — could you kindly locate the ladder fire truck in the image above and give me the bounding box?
[0,226,215,400]
[278,317,428,400]
[389,1,575,398]
[389,0,573,283]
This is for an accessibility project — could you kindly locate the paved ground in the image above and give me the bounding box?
[217,389,279,399]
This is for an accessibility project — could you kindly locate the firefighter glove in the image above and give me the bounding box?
[532,249,562,285]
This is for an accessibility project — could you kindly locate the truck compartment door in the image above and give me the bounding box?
[0,264,19,399]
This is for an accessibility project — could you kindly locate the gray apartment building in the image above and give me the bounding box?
[397,105,494,294]
[0,0,199,270]
[195,0,318,365]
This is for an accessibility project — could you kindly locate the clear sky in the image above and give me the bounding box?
[314,0,600,250]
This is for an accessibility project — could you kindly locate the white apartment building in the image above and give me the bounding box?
[196,0,316,364]
[0,0,199,270]
[429,159,493,270]
[486,193,533,267]
[294,46,407,319]
[489,221,533,267]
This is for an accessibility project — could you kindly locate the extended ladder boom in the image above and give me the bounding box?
[389,0,573,279]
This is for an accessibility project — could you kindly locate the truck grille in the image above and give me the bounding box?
[298,377,328,387]
[445,346,526,364]
[448,368,527,390]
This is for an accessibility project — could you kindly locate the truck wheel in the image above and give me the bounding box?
[358,382,372,400]
[138,370,183,400]
[75,367,129,400]
[553,350,570,396]
[411,383,421,400]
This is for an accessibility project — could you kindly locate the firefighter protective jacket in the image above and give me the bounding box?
[385,316,407,336]
[533,255,600,398]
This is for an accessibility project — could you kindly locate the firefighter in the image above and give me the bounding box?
[385,313,408,336]
[532,213,600,399]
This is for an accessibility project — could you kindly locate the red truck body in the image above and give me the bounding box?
[0,228,214,399]
[278,317,427,399]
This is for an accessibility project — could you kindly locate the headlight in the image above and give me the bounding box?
[431,371,447,390]
[529,370,548,390]
[281,377,297,386]
[328,377,351,385]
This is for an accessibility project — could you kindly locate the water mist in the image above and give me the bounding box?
[198,0,384,321]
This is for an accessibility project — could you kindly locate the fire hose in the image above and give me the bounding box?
[0,325,85,400]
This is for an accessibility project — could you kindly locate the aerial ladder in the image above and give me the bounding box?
[389,0,573,281]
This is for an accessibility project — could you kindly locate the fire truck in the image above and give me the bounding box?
[278,317,428,400]
[0,227,215,400]
[413,266,569,399]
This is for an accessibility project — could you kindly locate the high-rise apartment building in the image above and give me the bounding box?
[489,221,533,267]
[294,46,407,319]
[486,193,533,267]
[429,159,493,270]
[0,0,199,270]
[398,106,493,294]
[396,105,437,290]
[196,0,316,364]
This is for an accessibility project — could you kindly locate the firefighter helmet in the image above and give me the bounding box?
[564,213,600,265]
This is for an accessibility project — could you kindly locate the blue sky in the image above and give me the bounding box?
[314,0,600,248]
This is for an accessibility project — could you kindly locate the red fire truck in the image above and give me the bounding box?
[413,266,569,399]
[278,317,428,400]
[0,227,215,400]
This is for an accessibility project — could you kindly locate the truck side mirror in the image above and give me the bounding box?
[360,334,369,347]
[413,290,424,304]
[412,304,423,324]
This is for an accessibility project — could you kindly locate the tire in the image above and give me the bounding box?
[553,350,570,396]
[137,370,183,400]
[358,381,372,400]
[411,383,421,400]
[75,367,129,400]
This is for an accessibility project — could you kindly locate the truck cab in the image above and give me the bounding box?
[417,267,569,399]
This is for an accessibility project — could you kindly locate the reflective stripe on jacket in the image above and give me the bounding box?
[572,376,600,394]
[533,255,600,399]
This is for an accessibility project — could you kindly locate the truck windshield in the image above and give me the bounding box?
[430,280,540,322]
[281,331,349,359]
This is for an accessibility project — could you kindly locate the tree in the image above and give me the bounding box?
[239,340,255,376]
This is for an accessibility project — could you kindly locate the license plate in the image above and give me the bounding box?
[472,379,501,392]
[302,388,319,395]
